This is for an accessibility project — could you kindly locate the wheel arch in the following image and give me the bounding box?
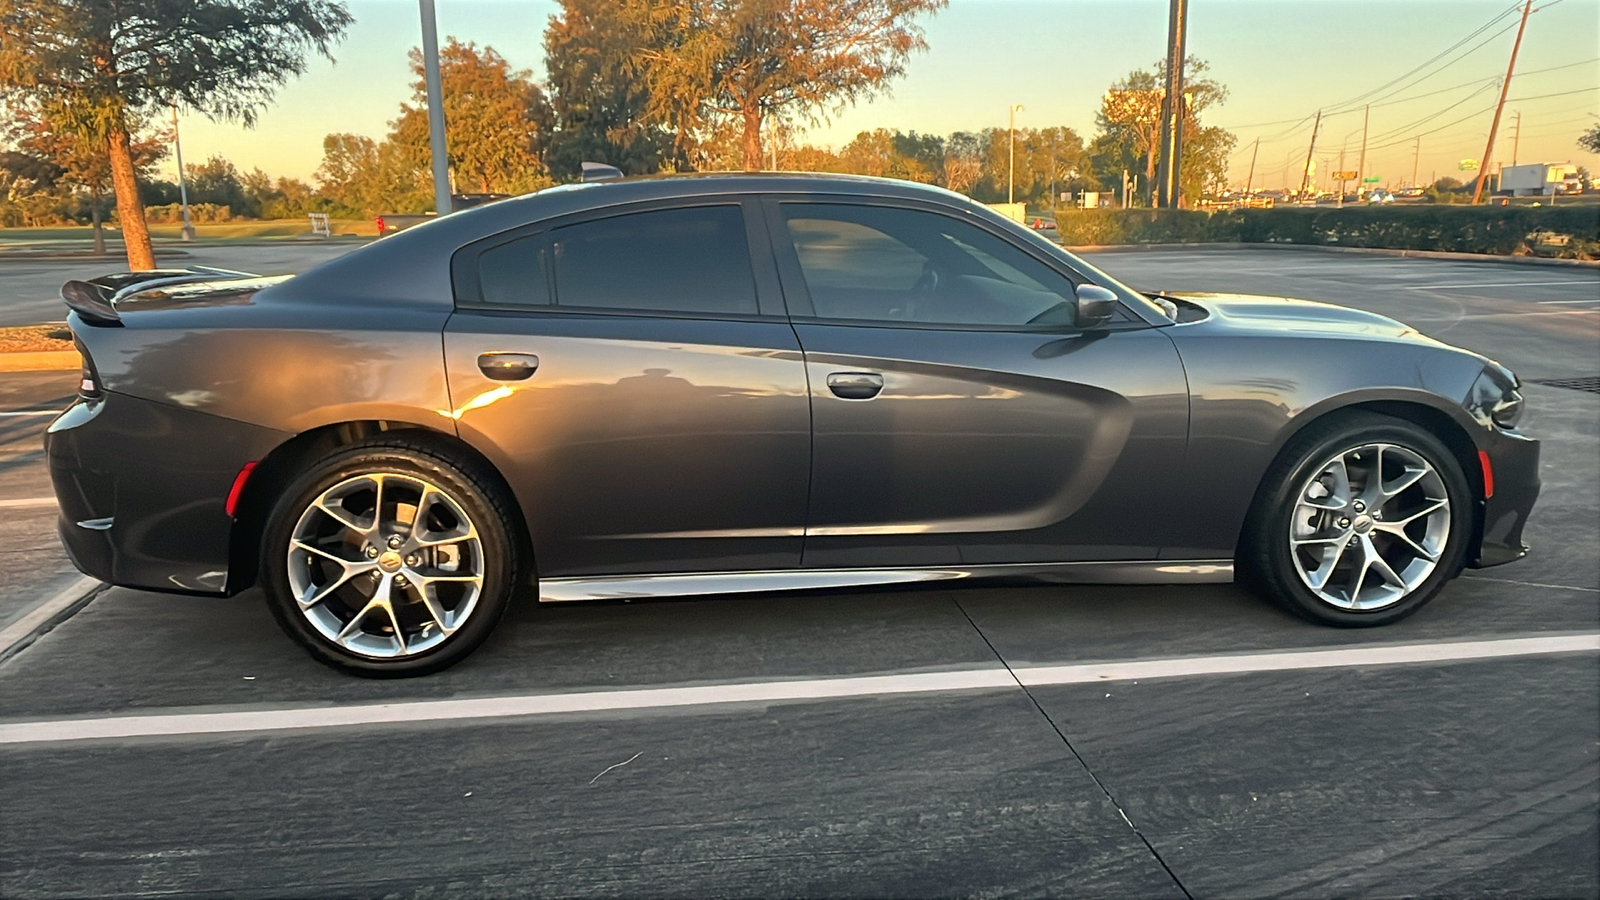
[1237,392,1487,568]
[225,419,533,595]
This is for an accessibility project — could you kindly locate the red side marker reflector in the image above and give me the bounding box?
[1478,450,1494,499]
[225,461,258,517]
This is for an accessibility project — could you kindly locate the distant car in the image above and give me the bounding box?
[50,173,1540,676]
[1367,189,1396,204]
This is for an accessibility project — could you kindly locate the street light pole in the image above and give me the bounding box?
[419,0,453,217]
[170,105,195,241]
[1008,104,1024,205]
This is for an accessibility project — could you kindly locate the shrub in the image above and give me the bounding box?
[1053,205,1600,259]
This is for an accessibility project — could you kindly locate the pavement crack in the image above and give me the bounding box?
[951,597,1195,900]
[587,751,643,786]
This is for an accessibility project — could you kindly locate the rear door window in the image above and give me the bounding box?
[553,205,759,315]
[472,204,761,317]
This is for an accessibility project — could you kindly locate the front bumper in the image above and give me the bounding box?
[1470,429,1540,568]
[46,392,289,595]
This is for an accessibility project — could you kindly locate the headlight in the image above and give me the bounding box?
[1466,361,1524,431]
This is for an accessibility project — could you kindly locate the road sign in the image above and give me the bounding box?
[1362,176,1381,183]
[1333,170,1358,180]
[1459,159,1479,171]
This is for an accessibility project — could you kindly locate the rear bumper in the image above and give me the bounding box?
[45,392,289,595]
[1470,430,1540,568]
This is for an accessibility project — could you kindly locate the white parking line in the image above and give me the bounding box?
[1,634,1593,746]
[1537,299,1600,304]
[0,411,58,418]
[0,497,56,509]
[1404,281,1600,290]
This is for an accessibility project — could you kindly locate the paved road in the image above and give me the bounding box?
[0,248,1596,898]
[0,242,364,327]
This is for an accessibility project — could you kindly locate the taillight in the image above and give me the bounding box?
[74,337,103,400]
[375,216,386,234]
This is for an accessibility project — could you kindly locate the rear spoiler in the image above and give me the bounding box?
[61,267,259,327]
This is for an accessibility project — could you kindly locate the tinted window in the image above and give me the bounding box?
[551,205,759,315]
[781,204,1080,328]
[477,237,549,308]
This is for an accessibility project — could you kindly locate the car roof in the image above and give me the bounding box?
[273,172,1003,312]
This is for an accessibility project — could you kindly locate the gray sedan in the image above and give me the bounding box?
[46,173,1539,676]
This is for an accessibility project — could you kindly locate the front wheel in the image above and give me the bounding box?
[1244,412,1472,627]
[260,438,521,676]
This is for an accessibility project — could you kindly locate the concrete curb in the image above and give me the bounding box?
[0,350,79,372]
[0,575,105,666]
[1065,242,1600,267]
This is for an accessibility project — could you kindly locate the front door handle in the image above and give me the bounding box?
[478,352,539,381]
[826,371,884,400]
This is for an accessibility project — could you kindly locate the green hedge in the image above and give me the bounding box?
[1052,205,1600,259]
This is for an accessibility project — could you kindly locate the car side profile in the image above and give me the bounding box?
[46,173,1539,676]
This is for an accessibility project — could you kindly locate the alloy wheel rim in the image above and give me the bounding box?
[287,472,484,659]
[1289,442,1451,611]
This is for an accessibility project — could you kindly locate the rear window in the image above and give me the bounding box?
[473,205,759,317]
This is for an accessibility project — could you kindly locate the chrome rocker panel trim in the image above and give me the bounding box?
[539,560,1235,603]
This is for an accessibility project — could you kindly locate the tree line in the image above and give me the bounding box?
[1,0,1242,269]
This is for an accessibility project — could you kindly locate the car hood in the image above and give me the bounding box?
[1166,292,1432,341]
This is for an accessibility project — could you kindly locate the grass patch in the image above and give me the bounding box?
[0,324,75,353]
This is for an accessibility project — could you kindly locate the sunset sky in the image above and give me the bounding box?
[167,0,1600,190]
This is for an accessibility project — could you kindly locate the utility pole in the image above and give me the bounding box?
[1243,138,1259,200]
[1472,0,1533,204]
[1299,109,1322,200]
[1355,104,1370,199]
[170,106,195,241]
[419,0,453,217]
[1008,104,1024,205]
[1510,110,1521,166]
[1412,137,1421,189]
[1154,0,1189,209]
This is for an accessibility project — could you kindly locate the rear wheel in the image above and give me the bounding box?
[261,438,520,676]
[1244,412,1471,626]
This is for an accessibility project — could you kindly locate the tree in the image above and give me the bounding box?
[1094,56,1230,206]
[0,0,351,269]
[314,132,425,217]
[388,39,553,196]
[1580,123,1600,155]
[544,0,684,179]
[2,99,167,250]
[941,131,983,194]
[636,0,945,171]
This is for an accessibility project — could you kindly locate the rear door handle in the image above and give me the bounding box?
[826,371,884,400]
[478,352,539,381]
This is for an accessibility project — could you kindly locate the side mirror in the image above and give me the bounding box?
[1074,284,1118,329]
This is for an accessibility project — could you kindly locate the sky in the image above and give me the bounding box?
[167,0,1600,191]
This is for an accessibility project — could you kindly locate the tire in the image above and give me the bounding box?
[1242,411,1472,627]
[260,436,521,676]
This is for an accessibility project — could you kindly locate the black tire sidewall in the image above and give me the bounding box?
[1253,414,1472,627]
[261,442,518,677]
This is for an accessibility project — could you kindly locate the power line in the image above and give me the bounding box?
[1217,58,1595,134]
[1364,80,1502,144]
[1321,2,1521,113]
[1346,17,1522,111]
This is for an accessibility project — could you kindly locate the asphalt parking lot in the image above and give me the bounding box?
[0,247,1596,898]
